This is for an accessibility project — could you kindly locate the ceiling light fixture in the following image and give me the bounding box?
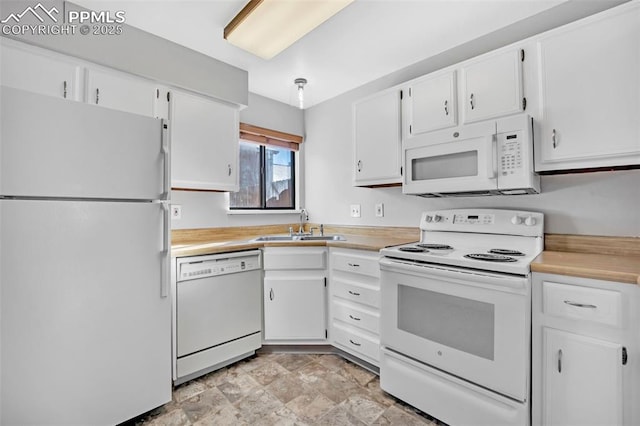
[224,0,354,60]
[294,78,307,109]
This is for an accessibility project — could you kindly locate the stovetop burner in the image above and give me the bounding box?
[488,249,525,256]
[398,246,428,253]
[464,253,518,262]
[417,244,454,250]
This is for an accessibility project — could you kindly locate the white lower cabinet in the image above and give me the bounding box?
[329,248,381,366]
[542,328,623,426]
[532,273,640,426]
[262,248,327,342]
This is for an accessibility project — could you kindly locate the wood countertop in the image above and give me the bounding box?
[532,234,640,285]
[171,224,419,258]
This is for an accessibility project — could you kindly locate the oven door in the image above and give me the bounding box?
[380,257,530,401]
[403,120,497,196]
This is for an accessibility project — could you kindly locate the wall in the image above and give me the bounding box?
[171,92,305,230]
[304,0,640,237]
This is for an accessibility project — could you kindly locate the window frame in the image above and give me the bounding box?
[229,140,297,211]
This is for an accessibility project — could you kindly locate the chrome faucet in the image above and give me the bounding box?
[299,208,308,234]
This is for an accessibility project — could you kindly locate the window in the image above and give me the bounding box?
[229,124,301,210]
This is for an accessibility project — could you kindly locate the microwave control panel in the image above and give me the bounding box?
[499,131,523,175]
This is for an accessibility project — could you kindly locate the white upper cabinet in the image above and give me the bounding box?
[85,67,159,118]
[405,70,457,137]
[353,88,402,187]
[461,48,524,124]
[169,89,239,192]
[1,41,80,101]
[535,2,640,172]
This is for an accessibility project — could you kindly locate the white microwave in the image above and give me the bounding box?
[403,114,540,197]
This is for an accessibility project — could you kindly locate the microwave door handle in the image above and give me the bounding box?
[488,134,498,179]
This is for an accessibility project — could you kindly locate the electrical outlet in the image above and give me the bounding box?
[375,203,384,217]
[350,204,361,218]
[171,205,182,220]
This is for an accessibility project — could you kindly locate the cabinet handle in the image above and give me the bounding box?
[95,88,100,104]
[348,290,360,296]
[348,314,361,321]
[347,263,360,268]
[470,93,475,110]
[228,164,232,176]
[349,339,361,347]
[357,160,362,172]
[444,100,448,116]
[558,349,563,373]
[552,129,557,149]
[563,300,597,309]
[269,288,274,301]
[63,80,67,99]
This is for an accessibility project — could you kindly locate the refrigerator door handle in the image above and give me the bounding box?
[161,202,170,298]
[161,120,170,200]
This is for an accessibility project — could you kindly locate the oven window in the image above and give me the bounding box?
[398,285,495,360]
[411,151,478,181]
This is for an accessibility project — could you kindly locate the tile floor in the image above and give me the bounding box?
[132,352,442,425]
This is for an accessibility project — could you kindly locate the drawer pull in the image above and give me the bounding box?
[348,290,360,296]
[348,314,361,321]
[563,300,597,309]
[348,263,360,268]
[349,339,361,347]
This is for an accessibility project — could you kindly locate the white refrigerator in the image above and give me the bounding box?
[0,87,172,424]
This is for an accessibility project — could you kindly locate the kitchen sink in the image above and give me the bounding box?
[253,235,297,241]
[253,235,346,242]
[299,235,346,241]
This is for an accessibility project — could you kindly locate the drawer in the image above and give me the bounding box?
[332,321,380,363]
[332,277,380,308]
[331,250,380,278]
[542,281,622,327]
[263,247,326,270]
[332,298,379,335]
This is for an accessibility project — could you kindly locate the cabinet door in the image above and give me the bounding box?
[543,328,623,426]
[536,3,640,171]
[353,89,402,186]
[170,90,239,191]
[85,68,157,117]
[263,276,326,340]
[461,49,523,124]
[407,71,457,136]
[1,43,80,101]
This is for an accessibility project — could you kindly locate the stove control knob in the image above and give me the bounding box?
[425,215,433,223]
[511,215,523,225]
[433,215,442,223]
[525,216,537,226]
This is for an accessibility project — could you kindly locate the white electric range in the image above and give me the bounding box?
[379,208,544,426]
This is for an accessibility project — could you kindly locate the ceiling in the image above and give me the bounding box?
[75,0,568,108]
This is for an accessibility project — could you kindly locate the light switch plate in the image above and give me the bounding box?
[350,204,361,218]
[375,203,384,217]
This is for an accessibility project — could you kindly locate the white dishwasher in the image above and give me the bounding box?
[174,250,262,384]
